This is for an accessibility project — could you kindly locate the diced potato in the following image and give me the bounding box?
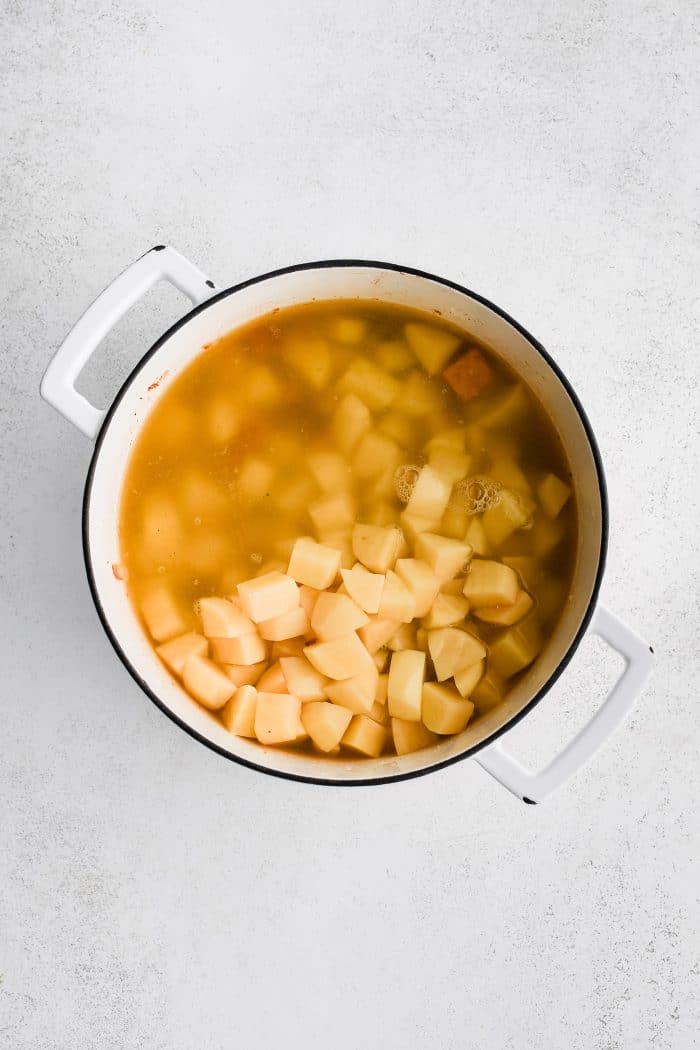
[392,718,439,756]
[538,473,571,518]
[298,584,321,619]
[415,532,471,583]
[404,322,460,374]
[475,589,534,626]
[420,593,469,629]
[258,606,310,642]
[330,317,367,343]
[270,637,307,661]
[238,571,300,624]
[236,457,275,503]
[471,670,505,712]
[156,632,208,676]
[207,396,240,445]
[182,654,235,710]
[286,336,333,390]
[425,426,467,454]
[378,570,416,623]
[373,649,390,672]
[352,431,402,482]
[440,577,466,596]
[400,370,445,416]
[139,496,183,565]
[428,446,471,484]
[224,662,267,688]
[340,563,385,614]
[481,489,532,547]
[211,632,267,666]
[316,529,355,569]
[246,365,282,406]
[464,516,490,556]
[304,633,374,680]
[395,559,440,617]
[324,665,378,714]
[257,661,288,693]
[443,348,493,401]
[415,626,429,652]
[501,556,541,590]
[473,384,528,427]
[352,523,403,574]
[377,411,415,446]
[463,560,519,608]
[369,700,390,725]
[279,655,328,701]
[375,674,389,703]
[387,649,426,721]
[337,359,400,411]
[359,616,402,653]
[198,597,255,639]
[362,500,399,527]
[311,591,369,640]
[180,472,230,517]
[405,465,452,520]
[342,715,387,757]
[428,627,486,682]
[440,502,470,540]
[375,338,413,372]
[530,516,565,557]
[222,685,257,737]
[307,450,352,492]
[489,624,542,678]
[141,585,189,643]
[186,533,232,576]
[254,692,307,746]
[302,701,353,751]
[422,682,475,734]
[309,491,356,533]
[399,511,442,547]
[272,472,318,517]
[488,458,532,495]
[453,659,484,698]
[387,622,418,652]
[332,393,371,456]
[255,559,287,577]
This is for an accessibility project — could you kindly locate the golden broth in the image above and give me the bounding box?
[119,300,576,757]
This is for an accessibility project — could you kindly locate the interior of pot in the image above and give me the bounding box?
[85,263,604,783]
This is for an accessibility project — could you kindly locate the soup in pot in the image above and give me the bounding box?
[119,300,576,758]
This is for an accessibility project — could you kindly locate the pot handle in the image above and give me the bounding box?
[475,605,654,803]
[40,245,217,440]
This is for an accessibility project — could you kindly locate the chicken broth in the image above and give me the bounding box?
[119,300,576,757]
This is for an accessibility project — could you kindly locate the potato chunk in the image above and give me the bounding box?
[387,622,418,652]
[224,662,266,688]
[404,322,460,374]
[352,524,404,574]
[340,564,385,614]
[258,606,310,642]
[415,532,471,583]
[392,718,439,756]
[358,616,402,654]
[311,591,369,640]
[254,692,307,746]
[399,511,442,547]
[464,517,490,556]
[198,597,255,639]
[210,632,267,666]
[342,715,387,757]
[270,637,306,661]
[307,450,352,492]
[422,682,475,734]
[538,473,571,518]
[443,348,493,401]
[394,559,440,617]
[337,359,400,411]
[471,670,505,712]
[309,491,356,533]
[332,393,371,456]
[489,624,542,678]
[453,659,484,698]
[286,336,333,390]
[156,632,208,676]
[481,489,532,547]
[427,627,486,682]
[222,685,257,737]
[279,655,328,700]
[388,649,426,721]
[238,571,299,624]
[352,431,402,481]
[377,570,416,623]
[141,585,189,643]
[428,446,471,484]
[257,662,287,693]
[474,589,534,626]
[463,560,519,608]
[302,701,353,752]
[330,317,367,344]
[420,593,469,629]
[324,665,378,714]
[304,633,374,680]
[182,654,235,710]
[405,465,452,520]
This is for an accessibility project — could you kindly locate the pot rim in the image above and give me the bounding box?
[82,258,609,787]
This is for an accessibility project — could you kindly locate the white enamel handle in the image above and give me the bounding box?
[476,605,654,803]
[40,245,217,440]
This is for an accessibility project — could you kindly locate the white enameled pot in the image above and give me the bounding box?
[41,246,654,802]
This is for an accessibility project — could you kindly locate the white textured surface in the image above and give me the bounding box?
[1,1,698,1047]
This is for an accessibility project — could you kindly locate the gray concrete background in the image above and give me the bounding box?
[1,1,698,1047]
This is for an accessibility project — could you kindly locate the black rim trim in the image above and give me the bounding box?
[82,256,609,790]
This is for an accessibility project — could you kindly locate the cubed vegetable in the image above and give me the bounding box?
[394,559,440,617]
[474,589,534,626]
[256,661,288,693]
[463,559,519,607]
[464,517,490,556]
[332,393,371,456]
[286,336,333,390]
[392,718,439,756]
[222,685,258,737]
[428,627,486,682]
[453,659,484,698]
[422,682,475,734]
[428,446,471,484]
[342,715,387,757]
[141,585,189,643]
[404,322,460,374]
[302,701,353,751]
[182,654,235,710]
[400,370,445,416]
[537,473,571,518]
[387,622,418,652]
[399,511,442,547]
[352,523,404,574]
[481,489,531,547]
[304,633,374,680]
[279,656,329,701]
[352,431,402,482]
[210,632,267,666]
[377,570,416,623]
[337,359,400,411]
[258,606,310,641]
[254,692,307,745]
[224,662,267,688]
[358,616,401,654]
[388,649,426,721]
[307,450,352,492]
[309,491,356,534]
[156,632,208,675]
[376,339,413,373]
[324,665,378,714]
[236,457,275,503]
[415,532,471,583]
[405,465,452,520]
[489,624,542,678]
[340,563,385,614]
[198,597,255,639]
[238,571,300,624]
[420,593,469,629]
[471,670,504,712]
[311,591,369,640]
